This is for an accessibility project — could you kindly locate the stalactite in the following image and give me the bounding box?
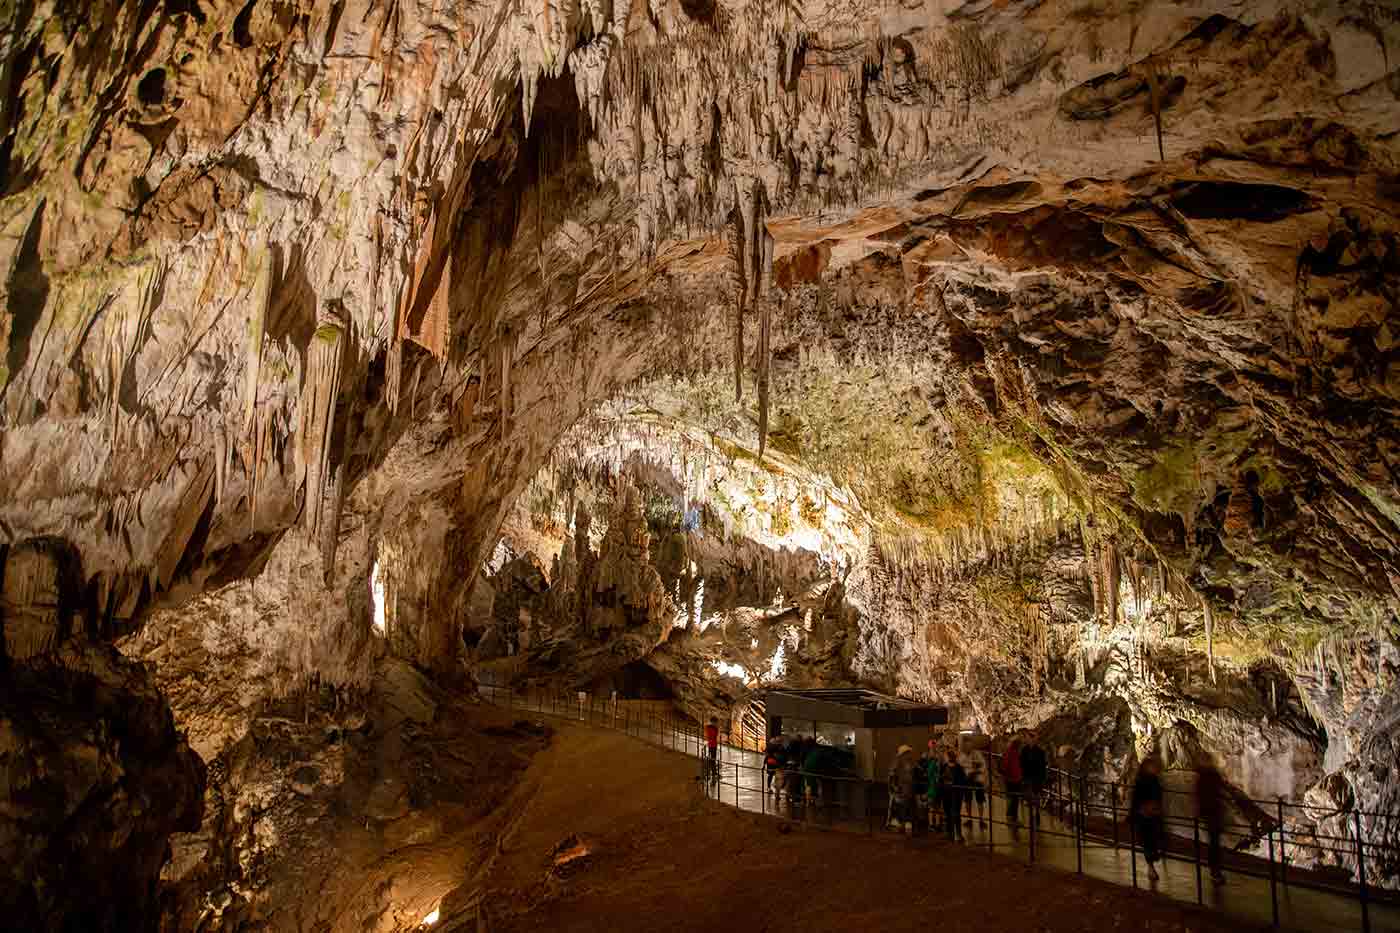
[321,463,345,582]
[299,320,345,537]
[1204,600,1217,684]
[757,290,772,460]
[499,329,514,437]
[214,427,228,507]
[1104,539,1120,626]
[726,204,746,401]
[249,407,266,533]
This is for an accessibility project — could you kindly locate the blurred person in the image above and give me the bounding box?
[888,744,917,834]
[1001,738,1024,828]
[925,740,943,832]
[964,748,987,827]
[942,748,966,842]
[1132,756,1167,882]
[1196,761,1227,884]
[1021,736,1048,830]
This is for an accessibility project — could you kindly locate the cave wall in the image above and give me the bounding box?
[2,0,1399,916]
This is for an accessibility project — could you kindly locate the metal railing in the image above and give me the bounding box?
[478,682,1397,932]
[979,749,1398,926]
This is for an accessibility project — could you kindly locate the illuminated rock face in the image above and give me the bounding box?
[2,0,1399,917]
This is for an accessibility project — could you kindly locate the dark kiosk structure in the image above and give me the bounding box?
[763,688,960,785]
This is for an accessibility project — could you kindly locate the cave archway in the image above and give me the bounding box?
[590,660,674,700]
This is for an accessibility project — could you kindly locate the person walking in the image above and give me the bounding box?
[964,749,986,828]
[942,748,966,841]
[1132,756,1167,882]
[1001,738,1024,828]
[1196,761,1227,884]
[888,744,917,834]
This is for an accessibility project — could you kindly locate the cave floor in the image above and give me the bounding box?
[471,720,1330,933]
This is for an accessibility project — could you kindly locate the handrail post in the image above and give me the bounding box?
[1193,816,1203,904]
[1128,806,1138,889]
[1030,794,1037,864]
[1276,797,1287,886]
[1355,810,1371,933]
[987,785,995,853]
[1268,824,1279,928]
[1111,784,1120,850]
[1075,787,1083,874]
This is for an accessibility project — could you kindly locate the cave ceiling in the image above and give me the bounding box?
[0,0,1396,673]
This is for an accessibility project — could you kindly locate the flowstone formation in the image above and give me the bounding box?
[1,0,1399,921]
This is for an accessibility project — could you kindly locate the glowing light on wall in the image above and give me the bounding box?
[765,643,787,682]
[421,907,440,926]
[371,559,387,635]
[711,659,747,680]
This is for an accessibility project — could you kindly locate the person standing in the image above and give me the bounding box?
[1021,737,1048,831]
[1132,756,1167,882]
[964,748,986,828]
[764,734,788,791]
[1196,761,1227,884]
[1001,738,1024,828]
[925,740,943,832]
[704,716,720,779]
[942,748,966,841]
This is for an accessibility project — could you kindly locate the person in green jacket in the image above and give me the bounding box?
[925,740,943,832]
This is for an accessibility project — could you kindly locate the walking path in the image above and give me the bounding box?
[481,686,1399,933]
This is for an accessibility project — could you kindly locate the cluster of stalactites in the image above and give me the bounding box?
[725,176,777,457]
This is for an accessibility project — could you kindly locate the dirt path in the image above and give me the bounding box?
[473,723,1254,933]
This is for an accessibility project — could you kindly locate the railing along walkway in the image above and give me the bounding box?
[478,683,1399,933]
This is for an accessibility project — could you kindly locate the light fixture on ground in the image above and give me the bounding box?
[420,906,439,926]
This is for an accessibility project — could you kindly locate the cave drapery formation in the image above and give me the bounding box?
[1,0,1399,928]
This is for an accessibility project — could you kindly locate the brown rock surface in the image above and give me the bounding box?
[1,0,1398,920]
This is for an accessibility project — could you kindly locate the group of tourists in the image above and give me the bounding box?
[762,733,854,804]
[886,740,984,839]
[761,725,1231,887]
[888,735,1051,839]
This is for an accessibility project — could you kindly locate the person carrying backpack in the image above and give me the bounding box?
[764,735,783,791]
